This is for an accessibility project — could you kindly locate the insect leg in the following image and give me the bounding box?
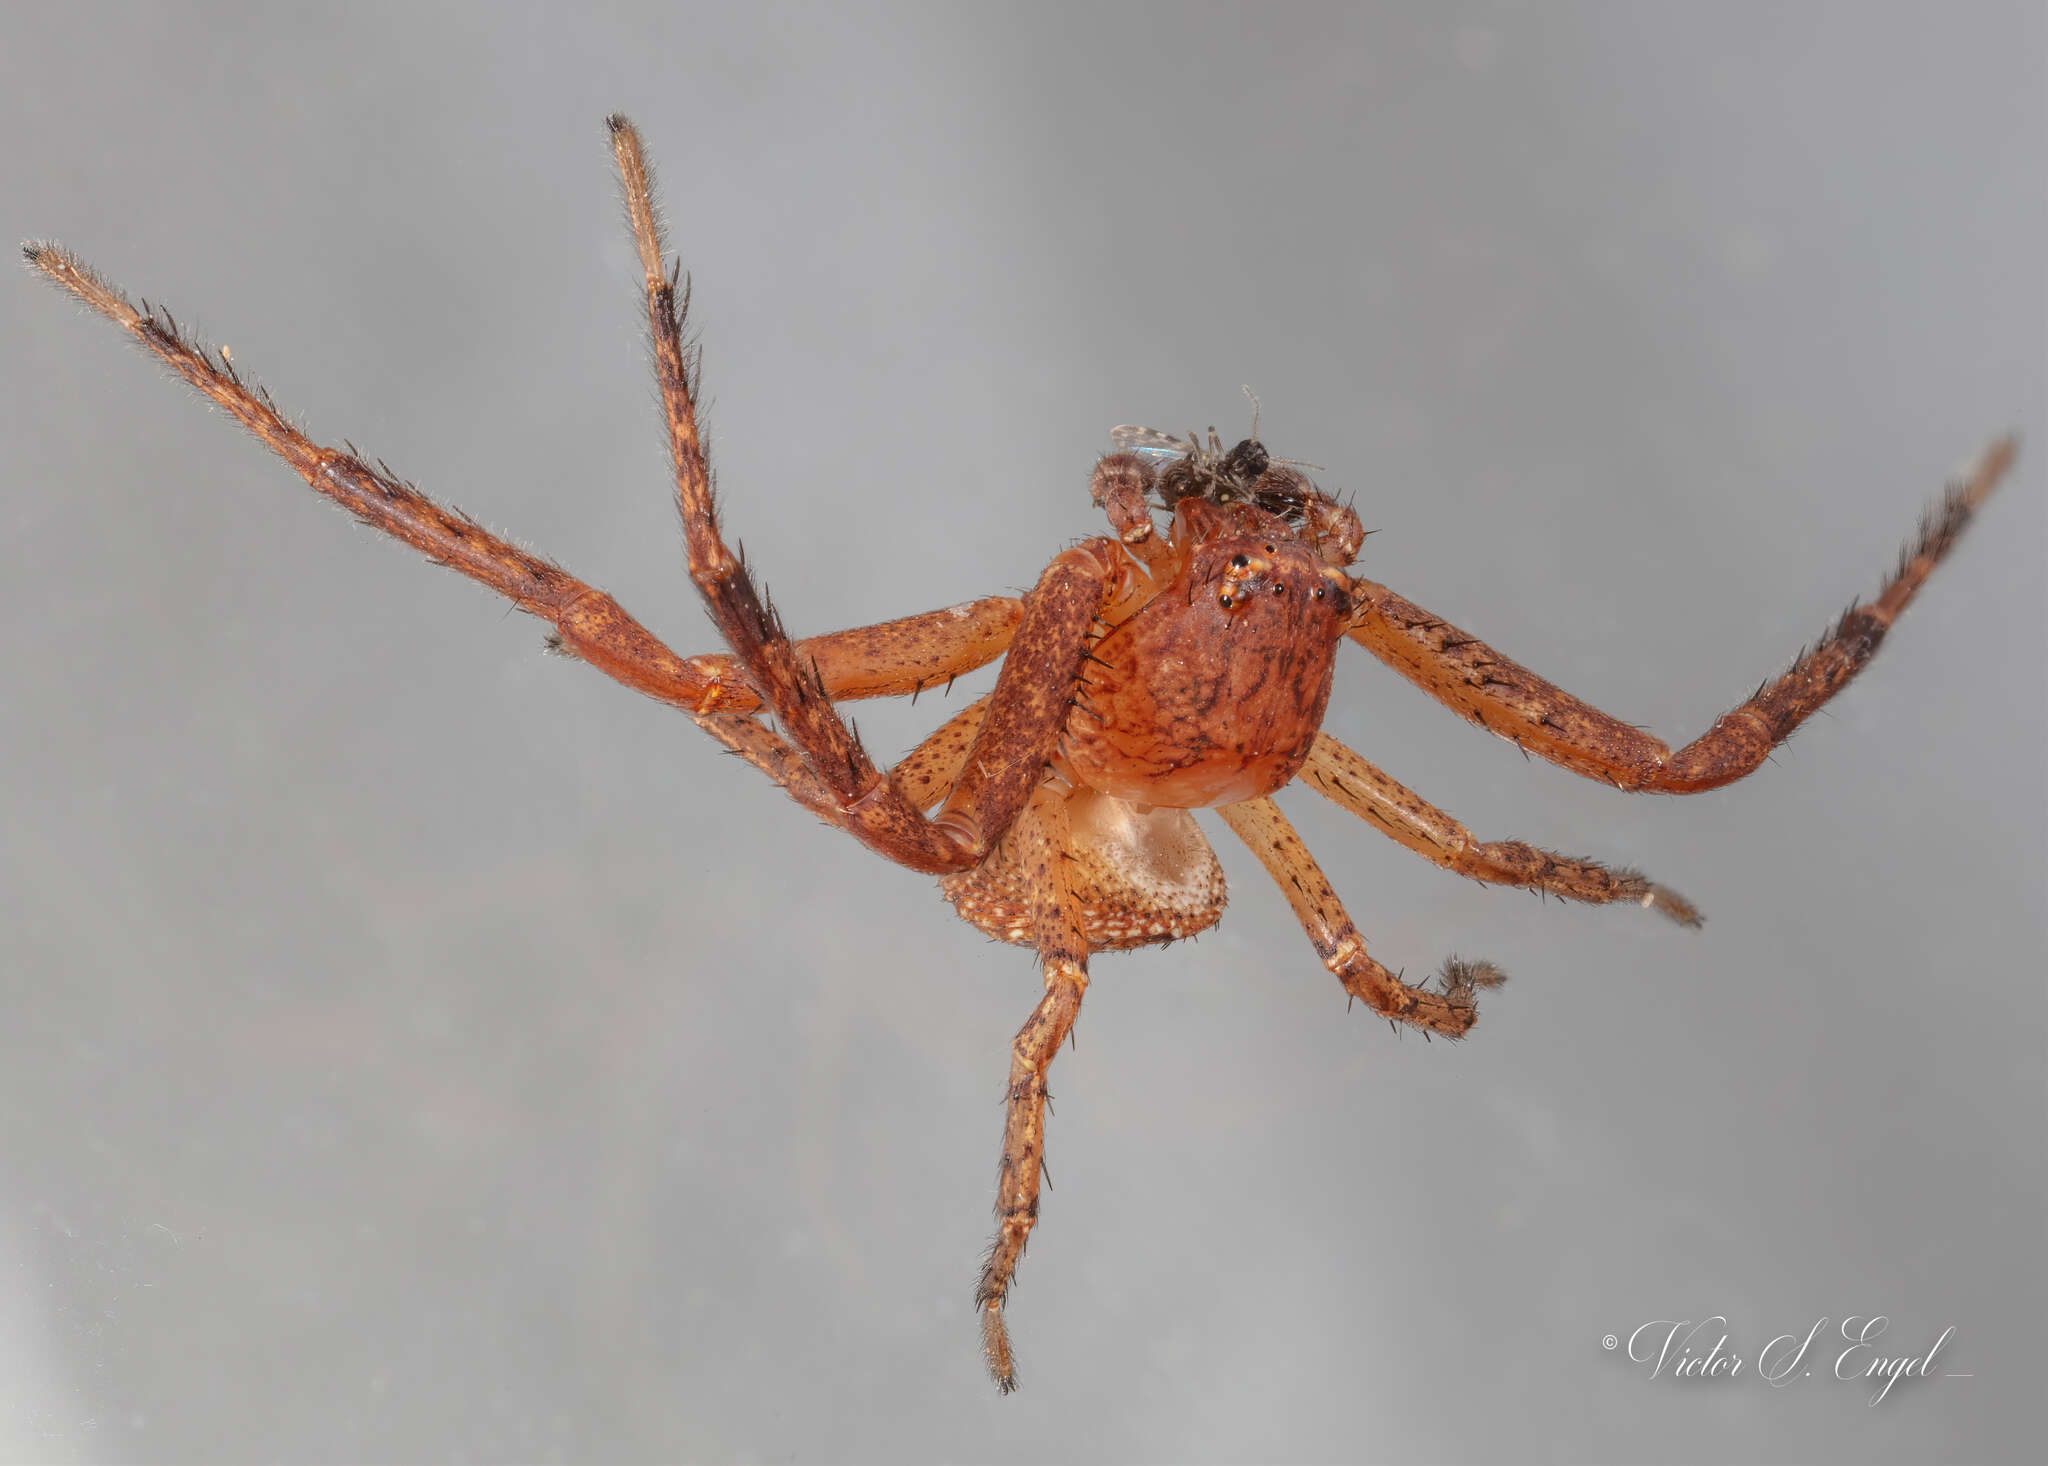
[1216,797,1503,1037]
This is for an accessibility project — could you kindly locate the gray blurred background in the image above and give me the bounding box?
[4,3,2042,1462]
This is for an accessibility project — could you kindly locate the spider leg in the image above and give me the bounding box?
[22,243,727,712]
[677,598,1021,712]
[890,695,990,810]
[1217,797,1503,1037]
[696,692,990,831]
[977,787,1089,1394]
[1345,437,2016,792]
[1299,733,1701,925]
[690,713,842,824]
[610,116,1127,875]
[1090,451,1176,576]
[23,244,1022,727]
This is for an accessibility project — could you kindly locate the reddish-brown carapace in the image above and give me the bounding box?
[24,116,2016,1395]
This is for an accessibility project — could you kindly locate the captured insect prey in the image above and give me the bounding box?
[24,114,2017,1395]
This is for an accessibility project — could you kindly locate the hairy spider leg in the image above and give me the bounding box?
[23,243,722,711]
[1345,437,2015,793]
[1217,797,1503,1037]
[1300,733,1701,925]
[889,696,990,809]
[690,713,843,824]
[1088,451,1177,576]
[678,598,1021,712]
[694,692,989,838]
[976,787,1090,1394]
[20,248,1021,728]
[610,115,1128,877]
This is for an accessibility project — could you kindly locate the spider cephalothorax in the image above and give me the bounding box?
[26,115,2015,1396]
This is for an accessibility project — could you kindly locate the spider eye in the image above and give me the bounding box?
[1230,554,1248,569]
[1270,582,1285,596]
[1218,593,1233,608]
[1312,585,1326,601]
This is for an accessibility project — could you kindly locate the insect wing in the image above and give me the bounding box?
[1110,424,1191,469]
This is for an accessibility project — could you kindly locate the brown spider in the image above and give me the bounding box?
[25,116,2015,1395]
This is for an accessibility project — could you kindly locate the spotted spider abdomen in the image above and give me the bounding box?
[939,788,1226,950]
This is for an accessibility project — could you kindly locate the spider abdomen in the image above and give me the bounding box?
[940,788,1226,950]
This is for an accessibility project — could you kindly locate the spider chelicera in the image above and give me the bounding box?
[26,116,2015,1393]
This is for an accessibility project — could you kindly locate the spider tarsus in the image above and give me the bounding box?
[1438,956,1507,1007]
[1642,883,1704,929]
